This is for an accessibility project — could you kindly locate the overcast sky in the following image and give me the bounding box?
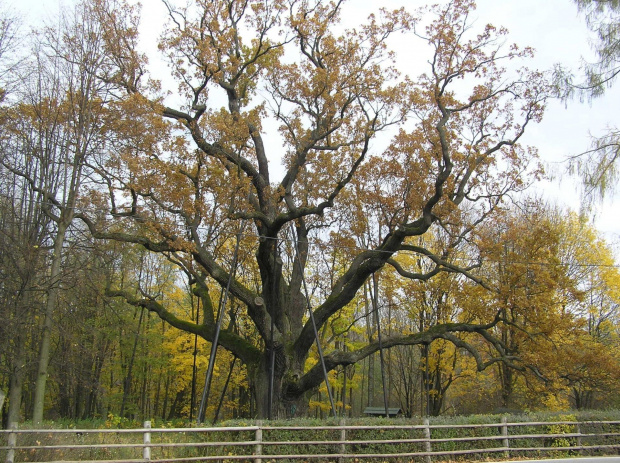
[8,0,620,246]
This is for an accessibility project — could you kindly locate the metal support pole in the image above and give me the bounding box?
[213,356,237,425]
[292,224,337,417]
[197,222,245,423]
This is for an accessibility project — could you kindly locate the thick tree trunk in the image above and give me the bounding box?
[499,363,513,409]
[249,350,310,420]
[429,370,444,417]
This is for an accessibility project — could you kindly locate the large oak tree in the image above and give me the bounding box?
[74,0,551,418]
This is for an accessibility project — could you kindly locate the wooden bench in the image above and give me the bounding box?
[363,407,401,417]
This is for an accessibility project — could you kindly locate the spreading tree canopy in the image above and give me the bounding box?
[71,0,551,418]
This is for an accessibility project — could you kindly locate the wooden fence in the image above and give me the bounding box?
[1,418,619,462]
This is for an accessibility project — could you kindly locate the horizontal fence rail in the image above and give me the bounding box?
[1,418,619,462]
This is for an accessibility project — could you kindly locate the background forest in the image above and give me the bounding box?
[1,0,620,427]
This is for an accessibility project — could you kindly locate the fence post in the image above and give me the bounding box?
[338,418,346,463]
[143,420,151,462]
[254,420,263,463]
[423,418,432,463]
[576,422,583,454]
[501,416,510,460]
[5,422,17,463]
